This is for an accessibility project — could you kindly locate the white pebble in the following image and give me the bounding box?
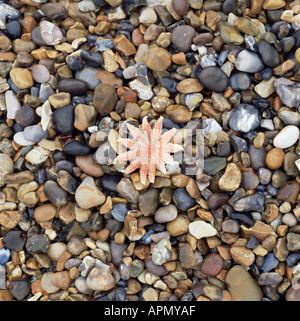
[273,125,300,149]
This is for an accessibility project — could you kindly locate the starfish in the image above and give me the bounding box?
[115,116,183,185]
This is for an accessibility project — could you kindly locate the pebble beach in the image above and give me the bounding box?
[0,0,300,302]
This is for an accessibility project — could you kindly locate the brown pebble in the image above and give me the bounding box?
[200,253,224,276]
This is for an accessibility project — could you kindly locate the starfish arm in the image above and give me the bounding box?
[157,160,167,174]
[148,163,156,183]
[127,123,143,140]
[124,158,141,174]
[161,152,175,164]
[142,116,152,142]
[152,116,164,143]
[164,142,184,153]
[160,128,177,144]
[118,138,137,149]
[139,164,148,186]
[116,150,138,161]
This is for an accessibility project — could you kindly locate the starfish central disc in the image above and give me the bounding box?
[115,116,183,185]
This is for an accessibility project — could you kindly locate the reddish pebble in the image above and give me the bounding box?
[132,28,145,47]
[200,253,224,276]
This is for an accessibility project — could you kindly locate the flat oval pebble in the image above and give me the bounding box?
[198,66,228,92]
[273,125,300,149]
[31,64,50,83]
[40,21,63,46]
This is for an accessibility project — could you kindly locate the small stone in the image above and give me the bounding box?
[254,76,276,98]
[93,83,118,114]
[218,163,242,192]
[52,105,74,136]
[31,64,50,83]
[222,219,240,233]
[263,0,286,10]
[219,22,244,45]
[74,104,97,132]
[166,214,190,237]
[200,253,224,276]
[273,125,299,149]
[154,204,178,223]
[75,176,105,209]
[0,153,13,186]
[67,235,87,255]
[57,79,88,97]
[189,220,217,239]
[257,40,281,68]
[229,104,261,133]
[266,148,285,170]
[49,92,71,109]
[198,66,228,93]
[287,232,300,251]
[5,90,21,120]
[40,21,63,46]
[171,25,196,52]
[10,68,33,89]
[235,49,264,73]
[9,279,30,301]
[225,265,263,301]
[23,125,48,143]
[207,193,229,210]
[26,234,50,254]
[25,146,50,165]
[75,154,104,177]
[139,7,157,25]
[145,46,171,71]
[116,178,139,203]
[274,78,300,108]
[152,238,172,265]
[44,180,68,207]
[165,104,192,123]
[230,247,255,267]
[178,243,195,269]
[86,266,116,291]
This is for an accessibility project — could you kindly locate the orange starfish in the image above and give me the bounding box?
[115,116,183,185]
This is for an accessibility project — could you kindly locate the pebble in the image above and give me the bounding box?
[145,47,171,71]
[218,163,242,192]
[10,68,33,89]
[75,66,101,90]
[198,66,228,92]
[93,83,118,114]
[23,125,48,143]
[75,176,105,209]
[171,25,196,52]
[0,153,13,186]
[257,40,281,67]
[44,180,68,207]
[200,253,223,276]
[266,148,285,170]
[86,266,116,291]
[189,221,217,239]
[154,204,178,223]
[57,79,88,97]
[31,64,50,83]
[26,234,50,254]
[52,104,74,135]
[225,265,263,301]
[274,78,300,108]
[234,49,264,73]
[229,104,261,133]
[40,21,63,46]
[9,279,30,301]
[273,125,300,149]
